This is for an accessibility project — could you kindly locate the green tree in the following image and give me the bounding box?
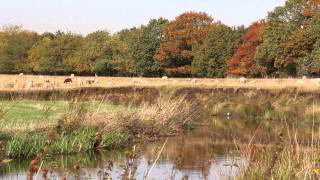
[130,18,168,77]
[28,32,82,74]
[0,25,39,73]
[69,31,114,74]
[111,28,142,76]
[192,24,244,77]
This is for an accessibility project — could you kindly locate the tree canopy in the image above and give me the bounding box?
[0,1,319,78]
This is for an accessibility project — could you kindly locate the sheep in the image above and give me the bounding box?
[311,78,320,84]
[239,77,248,84]
[5,82,15,89]
[64,78,73,84]
[19,73,24,76]
[162,76,168,80]
[296,80,304,84]
[43,82,50,89]
[213,80,219,84]
[77,77,83,86]
[70,74,75,77]
[86,78,95,85]
[132,78,141,84]
[191,78,198,84]
[25,80,33,89]
[13,81,19,89]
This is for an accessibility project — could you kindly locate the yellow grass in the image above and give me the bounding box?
[0,74,320,92]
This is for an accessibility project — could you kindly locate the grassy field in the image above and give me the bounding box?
[0,100,136,133]
[1,74,320,91]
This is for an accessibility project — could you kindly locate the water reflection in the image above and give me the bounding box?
[0,127,245,180]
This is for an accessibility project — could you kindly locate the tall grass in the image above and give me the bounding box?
[87,95,201,138]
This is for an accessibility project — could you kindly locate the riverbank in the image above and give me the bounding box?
[1,85,320,179]
[0,95,200,159]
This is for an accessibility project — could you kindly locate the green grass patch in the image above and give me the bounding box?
[0,100,136,133]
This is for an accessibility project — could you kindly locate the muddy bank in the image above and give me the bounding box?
[0,87,159,104]
[1,86,320,104]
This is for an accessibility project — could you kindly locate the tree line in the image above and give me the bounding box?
[0,0,319,77]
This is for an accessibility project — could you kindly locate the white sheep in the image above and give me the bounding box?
[19,73,24,76]
[239,77,248,84]
[25,80,33,89]
[77,77,83,86]
[162,76,168,80]
[70,74,75,77]
[296,80,304,84]
[13,79,19,89]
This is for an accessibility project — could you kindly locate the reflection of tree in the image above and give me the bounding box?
[150,135,214,180]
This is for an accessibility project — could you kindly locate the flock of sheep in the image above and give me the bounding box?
[2,74,320,90]
[1,73,101,90]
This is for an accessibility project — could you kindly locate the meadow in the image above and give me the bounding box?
[1,74,320,92]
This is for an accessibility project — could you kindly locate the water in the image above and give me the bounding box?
[0,126,246,180]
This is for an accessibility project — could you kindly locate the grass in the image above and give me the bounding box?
[236,129,320,179]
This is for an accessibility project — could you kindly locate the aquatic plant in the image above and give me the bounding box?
[6,134,46,158]
[100,131,130,148]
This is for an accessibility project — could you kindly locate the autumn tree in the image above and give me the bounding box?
[295,15,320,75]
[255,0,314,76]
[155,12,213,76]
[192,24,244,77]
[226,21,266,76]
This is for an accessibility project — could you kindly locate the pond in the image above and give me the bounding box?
[0,125,246,180]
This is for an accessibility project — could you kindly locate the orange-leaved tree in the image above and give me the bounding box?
[226,20,267,76]
[154,12,213,76]
[304,0,320,18]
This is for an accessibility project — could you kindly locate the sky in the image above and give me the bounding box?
[0,0,286,35]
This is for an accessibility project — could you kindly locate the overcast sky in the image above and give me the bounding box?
[0,0,286,34]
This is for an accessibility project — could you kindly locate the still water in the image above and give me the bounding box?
[0,126,246,180]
